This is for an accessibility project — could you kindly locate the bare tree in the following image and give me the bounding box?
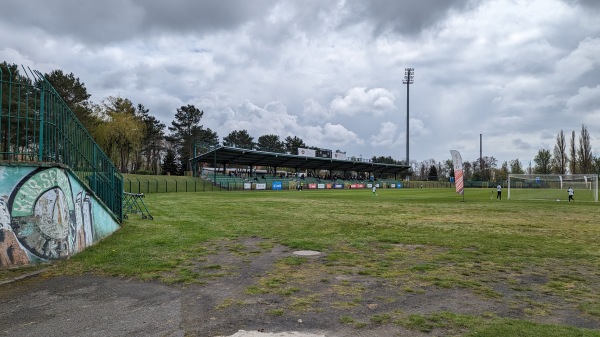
[445,159,454,179]
[569,130,577,174]
[578,124,593,173]
[552,130,568,174]
[462,161,473,180]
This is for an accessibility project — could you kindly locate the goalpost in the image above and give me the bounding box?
[508,174,598,202]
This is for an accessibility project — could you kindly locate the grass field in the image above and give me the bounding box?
[12,187,600,335]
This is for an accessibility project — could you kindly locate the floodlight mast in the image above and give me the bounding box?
[402,68,414,167]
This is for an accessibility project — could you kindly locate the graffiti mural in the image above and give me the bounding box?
[0,165,120,268]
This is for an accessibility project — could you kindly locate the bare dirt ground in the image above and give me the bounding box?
[1,237,599,337]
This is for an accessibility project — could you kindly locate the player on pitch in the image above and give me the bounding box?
[568,186,574,202]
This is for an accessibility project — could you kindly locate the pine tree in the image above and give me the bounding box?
[162,149,179,175]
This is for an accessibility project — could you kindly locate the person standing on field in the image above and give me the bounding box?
[496,184,502,200]
[372,185,378,196]
[568,187,574,202]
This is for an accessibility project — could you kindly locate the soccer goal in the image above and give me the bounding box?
[508,174,598,202]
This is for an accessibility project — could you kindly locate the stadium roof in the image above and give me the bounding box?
[190,146,409,176]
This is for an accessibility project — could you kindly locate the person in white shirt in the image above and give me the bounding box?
[568,187,574,202]
[496,184,502,200]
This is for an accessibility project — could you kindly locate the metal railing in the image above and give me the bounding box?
[1,65,122,221]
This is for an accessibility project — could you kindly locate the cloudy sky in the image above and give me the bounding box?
[2,0,600,166]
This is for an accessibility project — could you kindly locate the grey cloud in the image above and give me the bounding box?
[512,138,534,150]
[0,0,272,44]
[570,0,600,10]
[133,0,272,33]
[341,0,479,36]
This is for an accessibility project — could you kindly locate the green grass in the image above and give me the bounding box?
[23,187,600,336]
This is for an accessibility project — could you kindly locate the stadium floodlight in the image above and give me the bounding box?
[403,68,414,166]
[507,174,598,202]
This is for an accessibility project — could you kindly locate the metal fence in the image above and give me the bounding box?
[1,65,122,221]
[124,177,220,193]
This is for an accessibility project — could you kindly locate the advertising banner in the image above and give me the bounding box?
[244,183,252,190]
[318,149,332,158]
[333,151,347,160]
[255,183,266,190]
[450,150,464,195]
[298,148,316,157]
[272,181,282,190]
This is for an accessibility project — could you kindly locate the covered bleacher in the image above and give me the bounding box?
[190,146,409,190]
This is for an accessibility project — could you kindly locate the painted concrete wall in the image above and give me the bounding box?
[0,165,120,268]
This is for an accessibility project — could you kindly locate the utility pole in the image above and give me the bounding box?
[480,133,483,172]
[403,68,414,167]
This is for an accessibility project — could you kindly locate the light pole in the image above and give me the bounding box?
[403,68,414,167]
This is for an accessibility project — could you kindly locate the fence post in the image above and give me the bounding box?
[38,88,45,161]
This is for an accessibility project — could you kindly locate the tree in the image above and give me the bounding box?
[284,136,306,155]
[569,130,577,174]
[184,127,218,176]
[166,105,218,174]
[445,159,454,180]
[45,69,98,131]
[496,161,509,182]
[161,148,179,175]
[256,134,285,153]
[577,124,593,173]
[533,149,552,174]
[223,130,254,149]
[593,156,600,176]
[462,161,473,181]
[372,155,401,164]
[1,62,34,159]
[552,130,568,174]
[94,96,145,173]
[437,161,447,180]
[417,162,427,180]
[135,104,165,174]
[509,159,524,174]
[195,128,219,149]
[472,156,497,181]
[428,165,438,181]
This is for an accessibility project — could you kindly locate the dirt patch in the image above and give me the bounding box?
[1,237,599,337]
[171,238,600,336]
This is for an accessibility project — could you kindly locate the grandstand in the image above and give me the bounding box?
[190,146,410,190]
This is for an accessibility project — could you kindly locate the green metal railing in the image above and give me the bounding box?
[1,65,122,221]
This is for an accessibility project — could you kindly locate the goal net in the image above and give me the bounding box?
[508,174,598,202]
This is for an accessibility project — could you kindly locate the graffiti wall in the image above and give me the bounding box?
[0,165,120,268]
